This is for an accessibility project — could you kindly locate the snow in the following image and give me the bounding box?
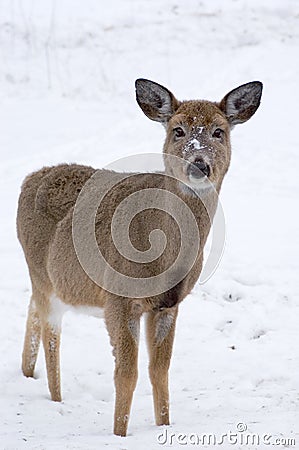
[0,0,299,449]
[189,139,202,150]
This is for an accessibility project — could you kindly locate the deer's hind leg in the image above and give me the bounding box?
[22,295,41,378]
[39,293,64,402]
[41,316,62,402]
[23,286,63,402]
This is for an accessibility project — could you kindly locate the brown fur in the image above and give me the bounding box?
[17,79,262,436]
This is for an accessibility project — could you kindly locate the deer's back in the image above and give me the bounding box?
[17,164,96,294]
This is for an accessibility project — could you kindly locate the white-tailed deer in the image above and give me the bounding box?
[17,79,262,436]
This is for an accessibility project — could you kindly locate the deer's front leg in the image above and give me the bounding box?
[105,299,141,437]
[146,306,178,426]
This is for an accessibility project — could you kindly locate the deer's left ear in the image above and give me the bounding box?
[220,81,263,126]
[135,79,180,123]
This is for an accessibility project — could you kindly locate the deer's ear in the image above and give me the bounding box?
[135,79,180,123]
[220,81,263,126]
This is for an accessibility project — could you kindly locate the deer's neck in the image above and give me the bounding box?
[164,175,220,245]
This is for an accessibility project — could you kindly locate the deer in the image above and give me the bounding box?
[17,78,262,436]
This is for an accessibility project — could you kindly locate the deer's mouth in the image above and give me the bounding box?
[187,158,211,180]
[175,158,214,194]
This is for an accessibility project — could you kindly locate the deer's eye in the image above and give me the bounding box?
[212,128,224,139]
[173,127,185,139]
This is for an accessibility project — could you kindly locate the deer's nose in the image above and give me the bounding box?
[187,158,211,179]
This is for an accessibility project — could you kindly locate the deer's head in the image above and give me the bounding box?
[136,79,262,194]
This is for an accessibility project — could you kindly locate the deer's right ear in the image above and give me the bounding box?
[220,81,263,126]
[135,79,180,123]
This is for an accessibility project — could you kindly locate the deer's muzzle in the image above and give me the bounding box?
[187,158,211,180]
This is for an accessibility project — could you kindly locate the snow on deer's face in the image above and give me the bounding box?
[163,101,231,192]
[135,78,262,194]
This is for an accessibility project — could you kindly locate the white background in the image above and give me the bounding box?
[0,1,298,449]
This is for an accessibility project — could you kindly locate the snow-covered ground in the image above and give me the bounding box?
[0,1,299,449]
